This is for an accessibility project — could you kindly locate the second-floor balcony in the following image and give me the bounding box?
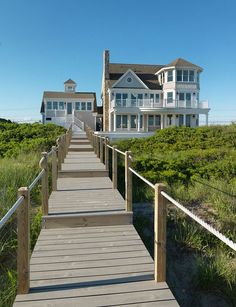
[110,99,209,110]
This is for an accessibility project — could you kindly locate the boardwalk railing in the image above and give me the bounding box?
[0,125,72,294]
[85,126,236,283]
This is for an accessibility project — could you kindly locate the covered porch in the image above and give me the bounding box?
[108,111,209,132]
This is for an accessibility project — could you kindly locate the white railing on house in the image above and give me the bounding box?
[45,110,66,117]
[111,99,209,110]
[73,115,85,131]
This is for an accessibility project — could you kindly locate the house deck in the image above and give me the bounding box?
[13,131,178,306]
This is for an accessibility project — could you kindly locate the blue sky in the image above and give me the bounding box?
[0,0,235,123]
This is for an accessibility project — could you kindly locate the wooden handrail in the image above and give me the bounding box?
[88,130,234,282]
[17,187,30,294]
[125,151,132,212]
[154,183,167,282]
[0,125,71,294]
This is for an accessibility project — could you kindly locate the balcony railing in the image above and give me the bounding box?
[45,110,66,117]
[111,99,209,109]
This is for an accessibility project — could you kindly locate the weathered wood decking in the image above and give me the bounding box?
[14,131,178,306]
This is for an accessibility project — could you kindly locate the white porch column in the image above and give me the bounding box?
[172,115,176,127]
[114,112,116,132]
[161,114,164,129]
[165,115,168,127]
[183,114,186,126]
[109,112,112,132]
[128,115,131,131]
[206,113,209,126]
[94,115,97,131]
[137,113,141,132]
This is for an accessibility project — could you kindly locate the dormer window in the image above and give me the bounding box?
[167,70,173,82]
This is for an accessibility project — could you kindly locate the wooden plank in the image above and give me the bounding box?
[35,235,139,245]
[31,244,145,257]
[33,239,142,252]
[39,224,137,235]
[15,280,170,300]
[30,263,154,280]
[30,250,150,265]
[14,289,177,307]
[30,256,153,272]
[30,271,154,288]
[58,170,108,178]
[42,212,133,228]
[61,163,106,171]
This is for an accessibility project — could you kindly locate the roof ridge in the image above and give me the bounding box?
[110,62,163,67]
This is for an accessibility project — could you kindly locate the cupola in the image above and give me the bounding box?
[64,79,77,92]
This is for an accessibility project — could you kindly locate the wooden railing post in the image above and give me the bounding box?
[92,133,95,149]
[125,151,132,211]
[105,138,109,170]
[62,135,66,161]
[96,136,100,158]
[100,137,104,163]
[56,138,62,171]
[17,187,30,294]
[66,131,69,154]
[51,146,57,191]
[154,183,167,282]
[112,145,117,189]
[39,152,49,215]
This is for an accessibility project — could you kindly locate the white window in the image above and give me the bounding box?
[155,94,160,103]
[177,70,182,81]
[59,102,64,110]
[53,101,58,110]
[81,102,86,110]
[155,115,161,126]
[148,115,154,126]
[75,102,80,110]
[177,70,195,82]
[167,70,173,82]
[131,115,137,128]
[183,70,188,82]
[167,92,173,103]
[116,115,128,129]
[116,93,128,107]
[167,115,172,125]
[47,101,52,110]
[148,115,161,126]
[179,93,185,101]
[189,70,194,82]
[87,102,92,111]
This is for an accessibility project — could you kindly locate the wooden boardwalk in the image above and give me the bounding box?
[14,131,178,306]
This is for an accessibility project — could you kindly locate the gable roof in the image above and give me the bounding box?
[111,69,149,89]
[42,91,95,99]
[64,79,76,84]
[165,58,203,71]
[108,63,163,90]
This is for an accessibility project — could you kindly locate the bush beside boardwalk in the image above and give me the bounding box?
[116,125,236,306]
[0,123,65,307]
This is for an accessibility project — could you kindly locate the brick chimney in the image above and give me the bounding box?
[103,50,110,80]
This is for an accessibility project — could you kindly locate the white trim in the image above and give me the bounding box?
[155,66,175,75]
[111,69,149,89]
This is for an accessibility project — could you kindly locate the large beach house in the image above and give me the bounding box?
[101,50,210,133]
[40,79,102,130]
